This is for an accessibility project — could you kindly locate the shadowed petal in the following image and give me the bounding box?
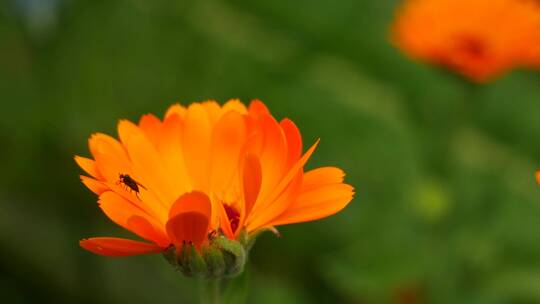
[166,192,212,249]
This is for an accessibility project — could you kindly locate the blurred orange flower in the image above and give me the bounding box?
[76,100,354,257]
[391,0,540,82]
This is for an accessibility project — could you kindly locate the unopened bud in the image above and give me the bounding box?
[214,235,246,277]
[163,232,248,279]
[177,242,207,278]
[203,244,225,278]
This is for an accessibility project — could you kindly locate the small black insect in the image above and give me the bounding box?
[117,173,146,197]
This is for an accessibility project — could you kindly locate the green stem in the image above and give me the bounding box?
[200,279,221,304]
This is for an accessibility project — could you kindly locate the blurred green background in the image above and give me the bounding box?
[2,0,540,303]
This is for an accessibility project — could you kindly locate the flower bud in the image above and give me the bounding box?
[202,244,225,278]
[163,232,248,279]
[213,235,246,278]
[166,241,207,278]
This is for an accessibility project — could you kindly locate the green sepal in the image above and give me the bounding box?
[203,244,226,278]
[162,245,179,269]
[215,236,246,278]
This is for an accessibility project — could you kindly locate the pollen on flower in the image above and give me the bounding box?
[76,99,354,276]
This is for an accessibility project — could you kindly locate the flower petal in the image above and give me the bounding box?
[302,167,345,192]
[217,202,235,239]
[98,191,169,246]
[247,172,303,231]
[222,99,248,114]
[74,156,101,179]
[268,183,354,226]
[168,191,212,219]
[249,139,319,219]
[209,110,247,197]
[183,103,213,192]
[241,153,262,220]
[89,133,132,183]
[253,113,288,205]
[166,191,212,249]
[138,114,162,146]
[165,103,187,119]
[536,171,540,185]
[166,212,209,250]
[201,100,222,124]
[80,237,162,257]
[280,119,302,169]
[248,99,270,117]
[118,120,175,207]
[80,175,108,195]
[158,114,191,199]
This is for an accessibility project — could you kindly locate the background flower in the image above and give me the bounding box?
[392,0,540,82]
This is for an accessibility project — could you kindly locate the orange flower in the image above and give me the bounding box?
[76,100,354,257]
[391,0,540,82]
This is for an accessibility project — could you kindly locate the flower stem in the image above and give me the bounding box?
[200,279,221,304]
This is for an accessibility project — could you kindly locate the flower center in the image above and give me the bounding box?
[456,34,487,60]
[223,204,240,233]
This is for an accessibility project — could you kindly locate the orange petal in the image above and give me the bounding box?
[241,153,262,222]
[166,192,212,248]
[103,180,168,224]
[127,216,170,247]
[247,172,303,231]
[98,191,169,246]
[165,103,187,119]
[536,171,540,185]
[74,156,101,179]
[254,113,288,204]
[222,99,248,114]
[209,110,247,196]
[80,237,162,257]
[182,103,212,191]
[280,119,302,169]
[80,175,108,195]
[168,191,212,219]
[248,99,270,117]
[250,139,319,218]
[158,114,191,199]
[88,133,132,183]
[118,120,175,206]
[201,100,222,124]
[138,114,162,146]
[217,201,235,239]
[268,183,354,226]
[166,191,212,248]
[166,212,209,250]
[302,167,345,192]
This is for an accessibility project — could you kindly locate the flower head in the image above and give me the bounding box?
[391,0,540,82]
[76,100,354,276]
